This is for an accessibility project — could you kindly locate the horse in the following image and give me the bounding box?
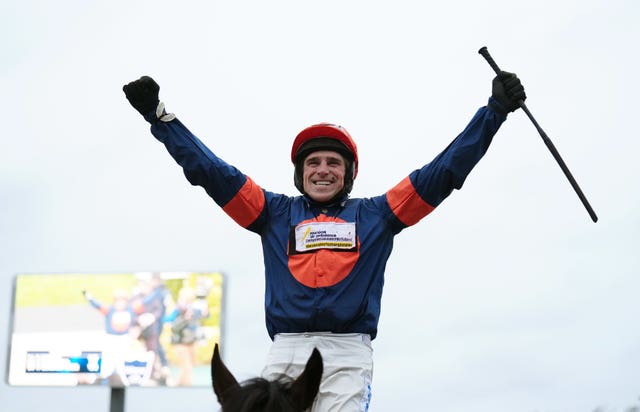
[211,343,323,412]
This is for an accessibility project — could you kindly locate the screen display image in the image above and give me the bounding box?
[7,272,224,388]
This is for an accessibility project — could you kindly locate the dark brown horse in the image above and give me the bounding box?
[211,344,323,412]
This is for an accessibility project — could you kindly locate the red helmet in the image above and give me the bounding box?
[290,123,359,197]
[291,123,359,178]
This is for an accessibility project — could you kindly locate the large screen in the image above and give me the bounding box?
[7,272,224,388]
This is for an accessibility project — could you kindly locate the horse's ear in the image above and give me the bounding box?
[211,343,240,405]
[289,348,323,411]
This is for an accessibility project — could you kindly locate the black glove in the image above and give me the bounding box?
[123,76,160,116]
[491,71,526,114]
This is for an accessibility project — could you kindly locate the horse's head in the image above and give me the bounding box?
[211,343,323,412]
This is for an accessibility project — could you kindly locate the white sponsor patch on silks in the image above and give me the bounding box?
[294,221,356,252]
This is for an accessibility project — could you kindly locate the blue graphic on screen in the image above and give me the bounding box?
[25,351,102,373]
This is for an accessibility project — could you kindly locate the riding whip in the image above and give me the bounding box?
[478,46,598,223]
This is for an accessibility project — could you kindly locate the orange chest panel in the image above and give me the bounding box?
[287,215,359,288]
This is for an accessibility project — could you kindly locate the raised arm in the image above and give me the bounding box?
[122,76,266,231]
[385,72,526,229]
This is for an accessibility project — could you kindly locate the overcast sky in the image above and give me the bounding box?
[2,1,639,411]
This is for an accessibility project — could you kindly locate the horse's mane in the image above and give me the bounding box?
[221,377,298,412]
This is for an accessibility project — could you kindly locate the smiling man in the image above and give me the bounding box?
[123,70,525,411]
[301,150,346,203]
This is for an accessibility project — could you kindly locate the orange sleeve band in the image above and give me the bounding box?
[222,176,266,228]
[386,176,435,226]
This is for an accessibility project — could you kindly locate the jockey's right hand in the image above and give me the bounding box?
[123,76,160,117]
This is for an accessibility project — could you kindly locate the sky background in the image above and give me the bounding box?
[1,1,639,411]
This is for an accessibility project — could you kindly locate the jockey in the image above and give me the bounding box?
[123,71,525,411]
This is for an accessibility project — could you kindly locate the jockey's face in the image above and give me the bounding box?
[302,150,346,203]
